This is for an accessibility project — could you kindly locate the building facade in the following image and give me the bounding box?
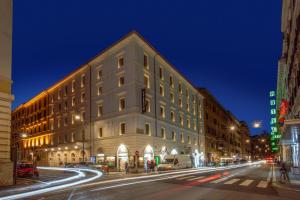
[198,88,249,164]
[0,0,13,186]
[277,0,300,174]
[12,32,205,170]
[251,132,271,160]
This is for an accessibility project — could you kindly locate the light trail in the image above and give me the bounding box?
[37,167,85,185]
[88,162,262,192]
[0,168,103,200]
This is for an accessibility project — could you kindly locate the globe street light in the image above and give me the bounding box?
[230,126,235,131]
[252,121,262,128]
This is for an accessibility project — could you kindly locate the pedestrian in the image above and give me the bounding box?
[147,160,151,173]
[125,161,129,174]
[280,163,290,183]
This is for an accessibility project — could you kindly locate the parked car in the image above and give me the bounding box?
[17,162,39,177]
[158,155,192,170]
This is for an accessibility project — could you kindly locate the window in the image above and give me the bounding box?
[179,98,183,108]
[161,128,166,139]
[145,99,151,112]
[120,123,126,135]
[172,131,176,141]
[159,67,164,80]
[50,120,54,130]
[81,75,85,88]
[118,57,124,68]
[72,80,75,92]
[145,123,150,136]
[181,132,184,143]
[98,105,103,117]
[186,102,190,112]
[180,115,184,126]
[71,114,75,124]
[119,76,125,87]
[159,84,164,96]
[144,54,148,68]
[178,83,182,94]
[160,106,165,118]
[98,70,102,80]
[71,132,75,142]
[188,136,191,144]
[186,89,189,99]
[81,92,85,102]
[170,111,175,122]
[64,86,68,96]
[57,118,61,128]
[170,92,175,103]
[64,101,68,110]
[169,76,174,88]
[64,117,68,126]
[58,90,61,100]
[144,74,150,89]
[81,111,85,121]
[72,96,75,107]
[98,127,103,138]
[64,134,68,143]
[187,118,191,128]
[193,119,197,131]
[119,98,125,111]
[98,86,103,96]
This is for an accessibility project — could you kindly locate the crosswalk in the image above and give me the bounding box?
[174,175,269,189]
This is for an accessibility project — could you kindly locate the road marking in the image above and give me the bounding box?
[257,181,268,188]
[239,179,254,186]
[186,176,205,181]
[224,179,240,185]
[267,166,272,182]
[176,176,195,180]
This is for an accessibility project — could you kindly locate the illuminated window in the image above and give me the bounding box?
[72,96,75,107]
[187,118,191,128]
[71,132,75,142]
[118,57,124,68]
[172,131,176,141]
[98,86,103,96]
[159,84,164,96]
[159,67,164,80]
[186,102,190,112]
[144,74,150,89]
[179,98,183,108]
[119,98,126,111]
[81,111,85,121]
[72,80,75,92]
[81,75,85,88]
[98,105,103,117]
[170,92,175,103]
[145,99,151,112]
[181,132,184,143]
[160,106,165,118]
[81,92,85,102]
[170,111,175,122]
[119,76,125,87]
[180,115,184,126]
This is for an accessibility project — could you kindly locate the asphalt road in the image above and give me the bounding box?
[4,164,300,200]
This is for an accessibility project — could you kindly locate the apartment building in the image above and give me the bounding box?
[251,132,271,160]
[277,0,300,174]
[12,31,205,170]
[198,88,248,163]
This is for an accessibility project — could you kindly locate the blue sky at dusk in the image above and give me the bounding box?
[12,0,282,135]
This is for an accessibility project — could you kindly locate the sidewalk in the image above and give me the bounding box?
[272,165,300,192]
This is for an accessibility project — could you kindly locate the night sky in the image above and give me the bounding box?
[12,0,282,135]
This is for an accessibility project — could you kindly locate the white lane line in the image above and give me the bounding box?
[239,179,254,186]
[267,166,272,182]
[257,181,268,188]
[186,176,205,181]
[176,176,195,180]
[224,179,240,185]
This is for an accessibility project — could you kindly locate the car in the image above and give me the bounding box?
[17,162,39,177]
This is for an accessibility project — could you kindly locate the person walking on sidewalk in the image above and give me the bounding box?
[280,163,290,183]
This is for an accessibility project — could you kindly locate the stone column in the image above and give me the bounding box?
[0,0,14,186]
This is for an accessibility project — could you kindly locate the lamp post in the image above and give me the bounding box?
[75,114,85,162]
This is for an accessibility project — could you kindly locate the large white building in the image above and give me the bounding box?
[12,31,205,171]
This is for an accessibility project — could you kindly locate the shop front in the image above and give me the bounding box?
[117,144,129,171]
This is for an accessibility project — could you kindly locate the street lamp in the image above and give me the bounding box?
[230,126,235,131]
[252,121,262,128]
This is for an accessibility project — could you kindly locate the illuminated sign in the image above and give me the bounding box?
[269,90,280,153]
